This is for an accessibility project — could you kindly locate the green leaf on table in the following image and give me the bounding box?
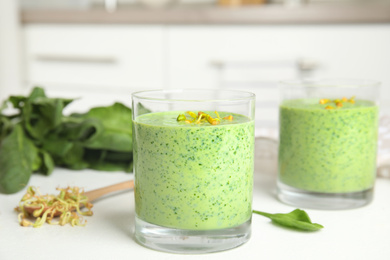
[83,149,133,172]
[8,87,74,141]
[87,160,132,172]
[71,102,133,152]
[40,118,102,169]
[8,86,47,109]
[0,115,13,142]
[0,124,39,194]
[23,97,73,141]
[58,118,102,142]
[9,95,28,109]
[1,87,135,182]
[58,143,88,170]
[26,86,47,101]
[253,209,324,231]
[102,150,132,162]
[31,149,42,172]
[42,136,88,170]
[38,150,55,176]
[42,137,74,159]
[0,99,8,112]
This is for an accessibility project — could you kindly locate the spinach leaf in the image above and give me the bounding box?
[32,149,42,172]
[0,99,8,114]
[42,137,88,170]
[9,95,28,109]
[87,160,132,172]
[58,118,101,142]
[0,124,38,194]
[42,138,75,159]
[38,150,55,176]
[57,143,88,170]
[83,149,132,172]
[23,97,73,141]
[8,87,74,141]
[0,87,136,193]
[253,209,324,231]
[8,86,47,109]
[71,103,133,152]
[40,118,101,170]
[26,86,47,101]
[0,115,12,142]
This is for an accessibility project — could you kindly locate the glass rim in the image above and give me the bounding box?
[131,89,256,102]
[279,78,381,89]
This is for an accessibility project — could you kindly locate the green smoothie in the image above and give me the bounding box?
[133,111,254,230]
[278,98,378,193]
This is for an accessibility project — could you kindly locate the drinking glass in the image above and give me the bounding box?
[277,79,380,209]
[132,89,255,253]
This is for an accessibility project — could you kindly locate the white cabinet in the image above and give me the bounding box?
[22,24,390,118]
[23,25,165,96]
[166,25,390,122]
[166,25,390,91]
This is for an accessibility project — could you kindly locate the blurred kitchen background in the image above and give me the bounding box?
[1,0,390,137]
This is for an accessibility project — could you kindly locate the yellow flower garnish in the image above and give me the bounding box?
[319,99,330,104]
[186,111,198,119]
[205,114,220,125]
[177,111,232,125]
[215,111,221,119]
[320,96,355,109]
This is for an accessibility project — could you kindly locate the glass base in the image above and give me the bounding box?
[134,216,251,254]
[277,181,374,210]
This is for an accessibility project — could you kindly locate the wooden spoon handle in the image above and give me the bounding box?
[84,180,134,202]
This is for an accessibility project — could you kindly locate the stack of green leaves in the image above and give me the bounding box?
[0,87,134,194]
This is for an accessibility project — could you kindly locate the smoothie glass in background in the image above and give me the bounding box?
[277,79,380,210]
[132,89,255,253]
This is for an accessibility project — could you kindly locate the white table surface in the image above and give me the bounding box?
[1,167,389,260]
